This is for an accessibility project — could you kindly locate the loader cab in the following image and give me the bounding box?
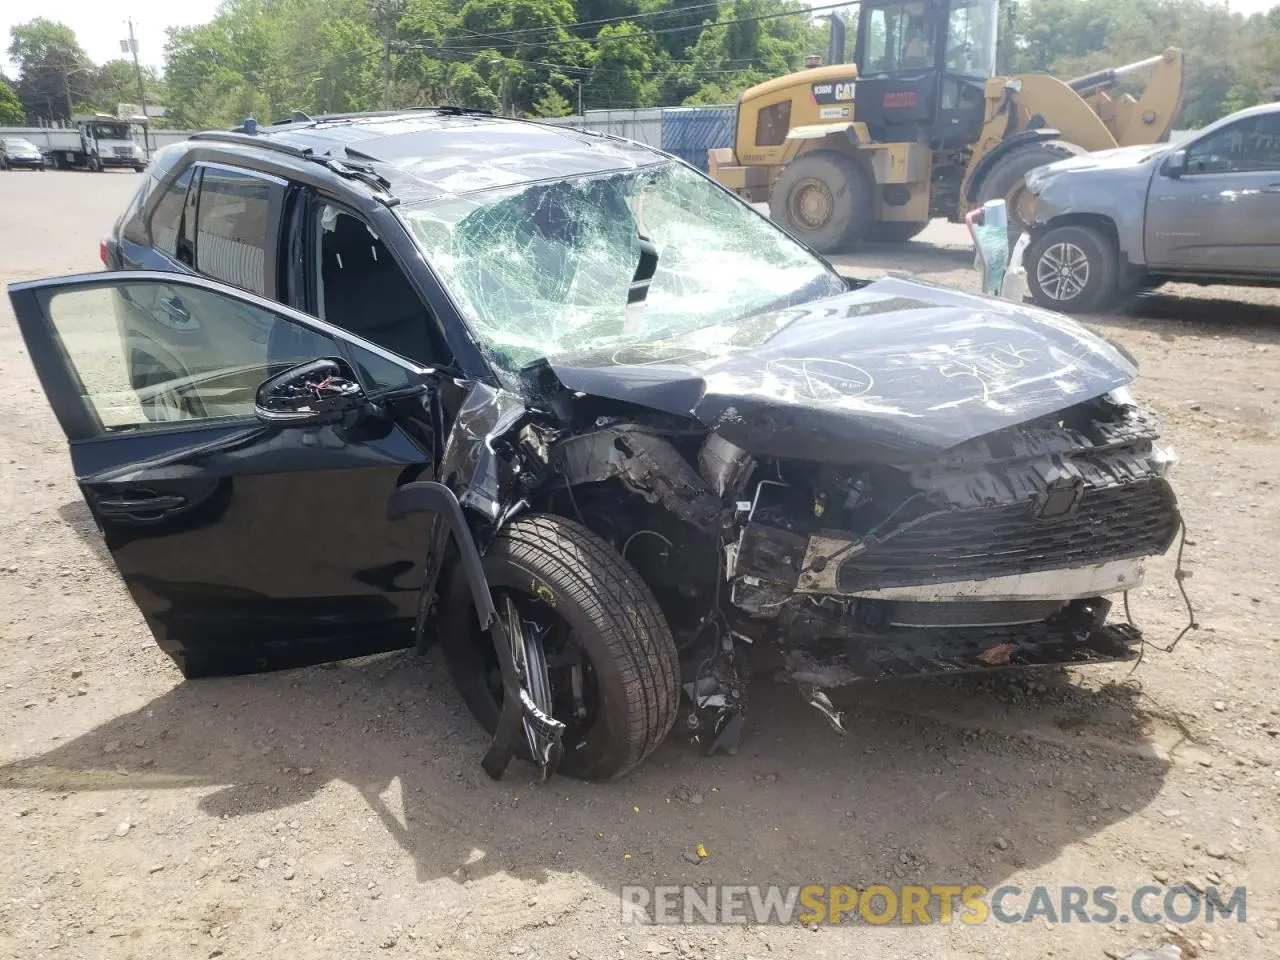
[853,0,996,146]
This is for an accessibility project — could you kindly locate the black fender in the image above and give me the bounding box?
[386,480,524,780]
[963,128,1063,206]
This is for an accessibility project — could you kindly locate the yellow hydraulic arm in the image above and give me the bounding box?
[1073,48,1185,146]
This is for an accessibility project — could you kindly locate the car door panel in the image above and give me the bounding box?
[1146,171,1280,273]
[1145,113,1280,274]
[79,428,432,666]
[8,271,440,676]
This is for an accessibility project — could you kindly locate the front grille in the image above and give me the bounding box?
[113,146,132,156]
[837,478,1179,592]
[885,599,1065,627]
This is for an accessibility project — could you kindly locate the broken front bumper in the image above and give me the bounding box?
[723,399,1180,683]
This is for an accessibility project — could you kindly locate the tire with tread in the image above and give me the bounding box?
[1026,223,1120,314]
[769,150,873,253]
[440,513,680,781]
[977,139,1084,244]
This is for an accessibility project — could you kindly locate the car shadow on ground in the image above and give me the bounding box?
[829,241,974,278]
[1089,289,1280,344]
[1,637,1174,901]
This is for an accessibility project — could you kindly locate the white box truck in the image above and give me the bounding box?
[44,115,147,172]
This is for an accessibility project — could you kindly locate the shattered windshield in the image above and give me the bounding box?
[399,161,845,375]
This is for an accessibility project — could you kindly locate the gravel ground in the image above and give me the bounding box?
[2,170,1278,960]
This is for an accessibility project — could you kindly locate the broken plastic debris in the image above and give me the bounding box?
[977,643,1015,666]
[695,843,708,859]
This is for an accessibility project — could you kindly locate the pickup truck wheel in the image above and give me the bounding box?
[770,151,872,253]
[439,513,680,781]
[1027,224,1119,314]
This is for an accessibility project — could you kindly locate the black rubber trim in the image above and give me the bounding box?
[387,480,494,628]
[386,480,524,780]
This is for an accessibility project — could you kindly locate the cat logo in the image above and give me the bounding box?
[811,81,856,105]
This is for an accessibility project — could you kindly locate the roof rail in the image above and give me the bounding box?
[186,131,399,206]
[191,130,314,156]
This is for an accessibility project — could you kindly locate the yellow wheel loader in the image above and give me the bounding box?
[708,0,1184,253]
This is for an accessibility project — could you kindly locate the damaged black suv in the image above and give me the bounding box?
[9,109,1181,782]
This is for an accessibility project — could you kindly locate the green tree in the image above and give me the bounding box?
[0,77,24,124]
[8,18,92,123]
[533,87,574,115]
[589,21,657,108]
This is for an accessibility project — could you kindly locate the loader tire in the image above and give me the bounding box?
[977,140,1084,245]
[770,150,873,254]
[440,513,680,781]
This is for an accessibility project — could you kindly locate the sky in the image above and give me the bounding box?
[2,0,221,77]
[3,0,1279,79]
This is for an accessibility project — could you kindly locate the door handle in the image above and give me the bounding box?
[158,296,191,324]
[96,494,187,517]
[1263,183,1280,194]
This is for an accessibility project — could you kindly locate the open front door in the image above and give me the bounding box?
[8,271,439,677]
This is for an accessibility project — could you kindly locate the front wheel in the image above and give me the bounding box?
[440,514,680,781]
[1027,224,1119,314]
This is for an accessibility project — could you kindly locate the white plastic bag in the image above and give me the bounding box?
[1000,232,1030,303]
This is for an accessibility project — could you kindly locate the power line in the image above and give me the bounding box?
[447,0,732,43]
[400,43,778,80]
[433,1,854,54]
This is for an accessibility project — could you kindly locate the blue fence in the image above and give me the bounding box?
[660,107,736,172]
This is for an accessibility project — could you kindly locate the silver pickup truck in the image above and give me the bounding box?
[1023,102,1280,313]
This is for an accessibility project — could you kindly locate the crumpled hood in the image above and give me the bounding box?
[1027,145,1169,200]
[540,276,1137,463]
[1035,143,1169,176]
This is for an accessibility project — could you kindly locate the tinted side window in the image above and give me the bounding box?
[195,168,275,296]
[755,101,792,147]
[119,175,156,245]
[149,167,194,257]
[46,281,338,433]
[1187,114,1280,174]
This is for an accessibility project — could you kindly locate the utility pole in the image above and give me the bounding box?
[382,29,392,109]
[123,19,151,156]
[489,58,511,117]
[61,69,73,123]
[378,0,402,109]
[576,79,583,123]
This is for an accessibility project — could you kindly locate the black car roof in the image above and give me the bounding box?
[194,109,670,205]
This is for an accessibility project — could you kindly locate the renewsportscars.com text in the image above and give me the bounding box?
[620,884,1247,926]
